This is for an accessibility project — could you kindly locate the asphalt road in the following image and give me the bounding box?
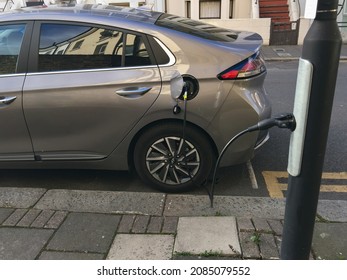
[252,61,347,200]
[1,61,346,200]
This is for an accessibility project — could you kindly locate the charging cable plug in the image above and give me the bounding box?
[173,83,189,115]
[183,90,188,101]
[173,104,181,114]
[273,113,296,131]
[247,113,296,132]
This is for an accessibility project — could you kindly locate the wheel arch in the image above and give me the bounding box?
[127,119,218,172]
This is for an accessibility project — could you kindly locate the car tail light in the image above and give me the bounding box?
[217,52,266,80]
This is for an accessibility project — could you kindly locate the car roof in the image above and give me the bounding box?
[0,4,163,25]
[0,4,261,57]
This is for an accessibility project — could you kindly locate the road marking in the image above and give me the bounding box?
[247,161,258,189]
[262,171,347,198]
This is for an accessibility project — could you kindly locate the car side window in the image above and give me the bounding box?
[124,33,151,67]
[0,24,26,75]
[38,23,154,72]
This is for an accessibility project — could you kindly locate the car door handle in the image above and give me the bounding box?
[115,87,152,97]
[0,96,17,105]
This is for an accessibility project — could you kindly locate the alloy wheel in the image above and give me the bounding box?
[145,136,200,185]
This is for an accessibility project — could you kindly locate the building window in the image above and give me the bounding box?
[26,1,45,7]
[186,1,191,18]
[199,0,221,19]
[72,40,84,50]
[229,0,234,18]
[94,43,108,55]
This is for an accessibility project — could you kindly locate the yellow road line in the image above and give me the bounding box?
[262,171,347,198]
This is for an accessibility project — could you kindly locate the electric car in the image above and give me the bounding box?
[0,4,271,192]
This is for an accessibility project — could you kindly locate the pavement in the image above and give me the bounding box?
[1,44,347,261]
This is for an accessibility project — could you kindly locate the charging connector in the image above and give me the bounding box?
[173,83,189,115]
[247,113,296,132]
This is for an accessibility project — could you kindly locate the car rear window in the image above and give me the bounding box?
[155,14,239,42]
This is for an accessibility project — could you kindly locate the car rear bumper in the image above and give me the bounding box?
[255,131,270,150]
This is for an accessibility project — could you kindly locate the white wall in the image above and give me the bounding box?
[297,18,311,44]
[164,1,269,44]
[297,0,347,44]
[166,0,185,16]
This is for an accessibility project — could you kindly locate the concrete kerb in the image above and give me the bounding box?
[33,189,166,216]
[1,188,346,221]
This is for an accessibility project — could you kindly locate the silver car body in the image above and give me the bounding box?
[0,5,270,176]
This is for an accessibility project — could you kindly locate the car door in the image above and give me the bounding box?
[0,22,34,161]
[23,22,162,161]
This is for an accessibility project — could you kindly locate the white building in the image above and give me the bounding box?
[162,0,347,44]
[2,0,347,44]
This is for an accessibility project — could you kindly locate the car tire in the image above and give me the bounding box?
[133,123,215,192]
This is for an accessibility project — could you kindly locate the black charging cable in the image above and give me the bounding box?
[181,86,197,186]
[176,85,296,207]
[180,84,211,192]
[209,113,296,207]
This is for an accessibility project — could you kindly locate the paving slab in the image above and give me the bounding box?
[107,234,174,260]
[258,233,280,259]
[237,217,255,232]
[261,45,302,60]
[35,190,165,216]
[174,217,241,256]
[44,211,68,229]
[312,222,347,260]
[132,215,150,233]
[0,187,46,208]
[239,232,261,259]
[0,208,14,224]
[30,210,55,228]
[46,212,120,253]
[267,219,283,236]
[165,195,286,219]
[147,216,163,233]
[0,228,54,260]
[252,217,272,233]
[162,216,178,234]
[317,200,347,222]
[117,215,136,233]
[38,251,104,260]
[2,209,28,226]
[16,209,41,227]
